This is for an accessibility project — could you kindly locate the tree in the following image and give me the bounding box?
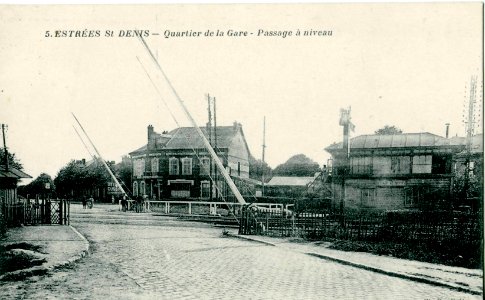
[0,147,23,170]
[273,154,321,177]
[249,155,272,183]
[374,125,403,135]
[54,160,86,197]
[18,173,55,198]
[54,158,117,199]
[113,156,132,193]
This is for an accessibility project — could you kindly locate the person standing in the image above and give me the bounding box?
[122,195,128,212]
[82,197,87,209]
[88,196,94,209]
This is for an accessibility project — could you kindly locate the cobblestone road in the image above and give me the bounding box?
[1,206,479,299]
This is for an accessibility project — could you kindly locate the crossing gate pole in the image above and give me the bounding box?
[68,199,70,225]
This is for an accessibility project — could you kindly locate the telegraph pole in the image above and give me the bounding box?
[339,107,354,216]
[261,116,266,197]
[463,76,478,203]
[213,96,218,200]
[1,124,8,171]
[207,93,213,200]
[139,36,246,204]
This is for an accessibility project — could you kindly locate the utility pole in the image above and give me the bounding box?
[261,116,266,197]
[1,124,8,171]
[463,76,478,203]
[207,93,213,200]
[338,107,354,216]
[139,36,246,204]
[213,96,218,200]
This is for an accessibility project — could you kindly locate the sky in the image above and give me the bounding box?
[0,4,482,183]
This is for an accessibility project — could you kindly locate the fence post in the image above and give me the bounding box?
[68,199,71,225]
[40,198,44,224]
[63,200,66,225]
[58,200,63,225]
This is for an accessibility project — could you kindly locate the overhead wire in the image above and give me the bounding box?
[137,35,246,205]
[135,55,243,224]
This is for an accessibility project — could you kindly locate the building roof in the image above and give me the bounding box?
[266,176,315,187]
[130,144,147,154]
[0,166,32,179]
[164,126,240,150]
[233,176,263,186]
[326,132,460,152]
[130,123,249,155]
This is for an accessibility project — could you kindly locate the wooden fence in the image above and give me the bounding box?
[239,207,482,245]
[1,199,70,227]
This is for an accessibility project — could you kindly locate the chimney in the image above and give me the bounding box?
[148,125,154,140]
[233,121,241,131]
[445,123,450,138]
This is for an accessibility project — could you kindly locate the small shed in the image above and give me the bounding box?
[0,165,32,205]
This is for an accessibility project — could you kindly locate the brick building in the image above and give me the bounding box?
[129,122,251,201]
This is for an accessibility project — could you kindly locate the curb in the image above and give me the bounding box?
[226,233,276,247]
[231,234,481,296]
[0,226,91,282]
[306,253,481,296]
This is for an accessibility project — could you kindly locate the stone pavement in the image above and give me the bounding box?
[230,234,483,296]
[0,225,89,280]
[1,205,482,299]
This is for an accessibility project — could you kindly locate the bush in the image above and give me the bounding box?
[328,239,482,269]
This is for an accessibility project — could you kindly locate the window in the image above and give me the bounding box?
[431,155,449,174]
[391,156,411,174]
[200,157,210,175]
[151,158,159,173]
[140,181,145,196]
[200,181,210,198]
[350,157,372,174]
[133,182,138,197]
[361,189,375,206]
[169,158,179,175]
[182,158,193,175]
[134,159,145,178]
[373,156,391,175]
[412,155,432,174]
[404,187,427,207]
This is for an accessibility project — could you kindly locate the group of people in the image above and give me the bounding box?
[79,194,148,212]
[120,195,146,213]
[81,196,94,209]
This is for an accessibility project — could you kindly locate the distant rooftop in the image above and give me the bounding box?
[266,176,316,187]
[325,132,476,152]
